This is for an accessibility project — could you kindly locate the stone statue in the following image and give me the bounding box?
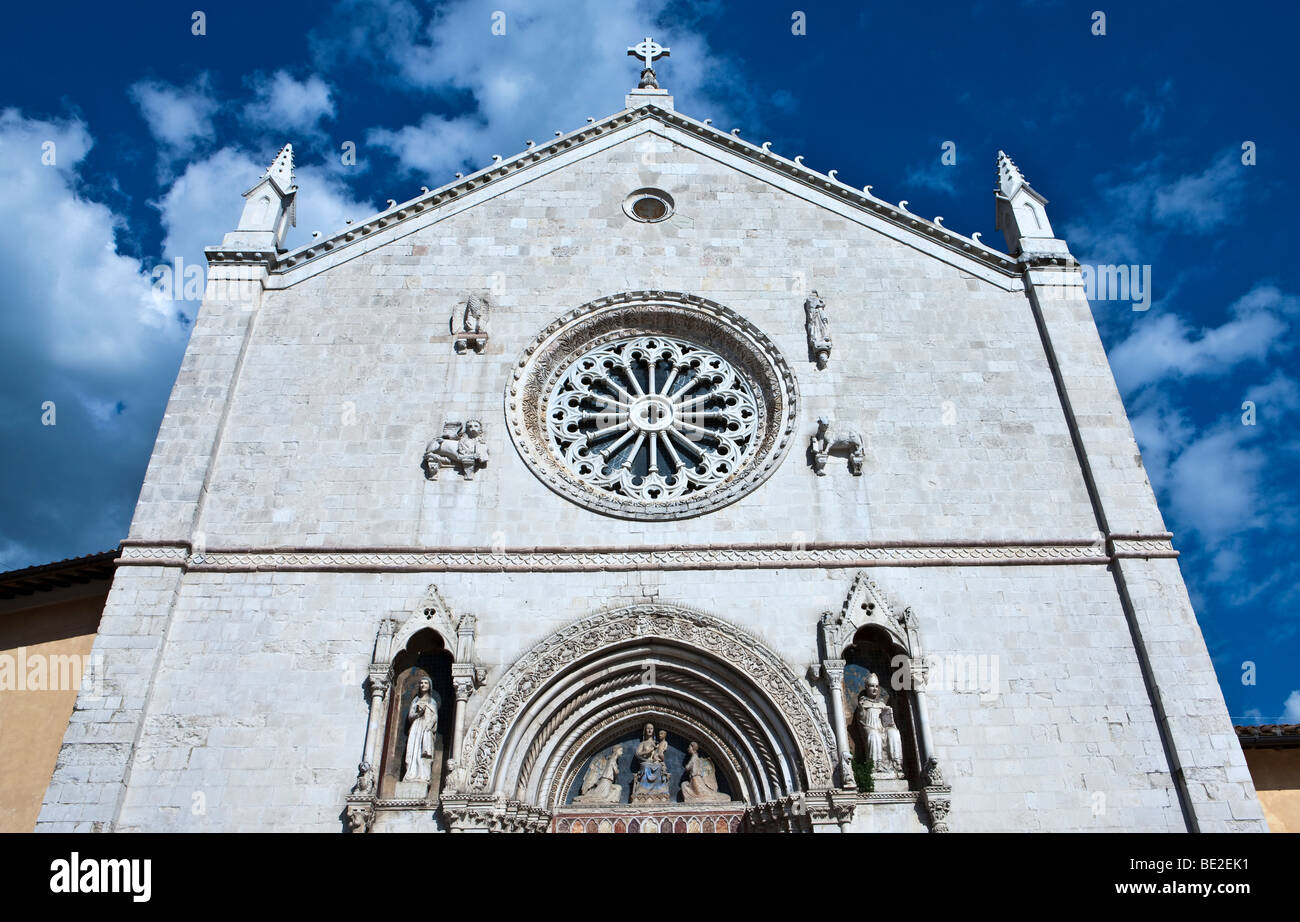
[402,677,438,784]
[810,416,865,476]
[804,290,832,369]
[424,420,489,481]
[454,293,489,353]
[631,722,671,802]
[350,761,376,796]
[855,672,904,779]
[442,758,464,796]
[680,741,729,803]
[574,745,624,804]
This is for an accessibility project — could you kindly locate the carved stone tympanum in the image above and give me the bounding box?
[424,420,489,481]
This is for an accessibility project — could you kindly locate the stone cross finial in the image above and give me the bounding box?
[628,36,670,89]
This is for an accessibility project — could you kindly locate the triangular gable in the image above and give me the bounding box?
[237,104,1022,288]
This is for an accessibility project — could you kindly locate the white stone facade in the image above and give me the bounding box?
[37,87,1265,833]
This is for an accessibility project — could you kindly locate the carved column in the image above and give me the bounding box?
[821,659,854,787]
[451,675,474,762]
[909,659,935,764]
[362,670,391,771]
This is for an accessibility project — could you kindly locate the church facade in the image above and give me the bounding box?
[38,47,1265,833]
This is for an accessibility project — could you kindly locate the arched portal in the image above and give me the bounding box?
[458,604,836,811]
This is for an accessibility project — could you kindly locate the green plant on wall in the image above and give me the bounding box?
[853,754,874,793]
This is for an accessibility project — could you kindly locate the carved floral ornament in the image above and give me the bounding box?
[506,292,799,520]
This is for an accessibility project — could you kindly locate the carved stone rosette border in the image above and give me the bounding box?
[504,291,800,521]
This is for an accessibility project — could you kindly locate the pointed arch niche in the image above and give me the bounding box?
[344,586,484,831]
[816,574,948,829]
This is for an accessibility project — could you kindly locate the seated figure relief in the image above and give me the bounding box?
[631,723,672,803]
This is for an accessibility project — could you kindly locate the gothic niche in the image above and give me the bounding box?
[380,629,455,800]
[843,626,919,793]
[564,725,736,807]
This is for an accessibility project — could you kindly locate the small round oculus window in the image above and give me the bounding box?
[623,188,674,223]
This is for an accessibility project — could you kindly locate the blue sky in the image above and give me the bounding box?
[0,0,1296,723]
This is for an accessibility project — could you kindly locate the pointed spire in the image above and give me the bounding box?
[219,142,298,253]
[996,150,1027,199]
[994,149,1065,259]
[265,143,296,195]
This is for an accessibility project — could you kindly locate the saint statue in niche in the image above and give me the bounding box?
[854,672,905,779]
[631,722,671,802]
[402,676,439,784]
[574,745,625,804]
[680,741,729,803]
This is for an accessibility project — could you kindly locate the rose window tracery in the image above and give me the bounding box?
[546,336,758,502]
[506,292,799,520]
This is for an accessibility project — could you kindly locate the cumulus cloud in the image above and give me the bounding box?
[1116,283,1300,570]
[243,71,336,135]
[320,0,755,181]
[1108,285,1296,392]
[0,109,190,569]
[1064,149,1250,265]
[1284,691,1300,722]
[153,145,376,275]
[128,75,219,159]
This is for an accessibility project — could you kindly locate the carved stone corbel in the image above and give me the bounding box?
[345,801,375,834]
[921,787,952,833]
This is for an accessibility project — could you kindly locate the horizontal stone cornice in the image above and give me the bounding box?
[116,534,1177,573]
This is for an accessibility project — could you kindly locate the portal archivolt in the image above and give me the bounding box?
[459,604,837,808]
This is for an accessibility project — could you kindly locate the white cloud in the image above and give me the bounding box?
[321,0,755,181]
[154,145,376,271]
[0,109,190,568]
[366,114,484,178]
[902,159,957,196]
[128,76,219,159]
[1244,372,1300,416]
[244,71,335,135]
[1284,691,1300,722]
[1165,425,1268,544]
[1108,285,1296,392]
[1064,149,1250,265]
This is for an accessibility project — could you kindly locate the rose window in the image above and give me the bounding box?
[546,336,759,502]
[506,292,799,520]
